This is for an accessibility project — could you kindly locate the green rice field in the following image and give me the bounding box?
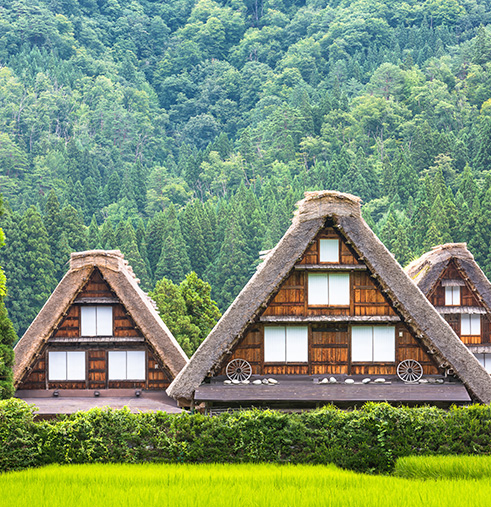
[395,455,491,480]
[1,460,491,507]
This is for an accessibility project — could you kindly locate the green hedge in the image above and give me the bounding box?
[2,399,491,474]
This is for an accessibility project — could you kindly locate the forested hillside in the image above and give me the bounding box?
[1,0,491,342]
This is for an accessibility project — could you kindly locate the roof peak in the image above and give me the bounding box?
[295,191,361,222]
[430,243,469,253]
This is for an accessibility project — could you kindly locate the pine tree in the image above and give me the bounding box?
[154,235,185,284]
[105,172,121,205]
[423,194,453,250]
[88,215,101,249]
[71,180,87,220]
[99,220,116,250]
[61,205,88,252]
[17,207,56,335]
[459,164,477,206]
[83,177,100,223]
[0,197,17,398]
[207,207,250,310]
[149,277,198,358]
[394,155,418,205]
[474,118,491,173]
[145,212,167,276]
[118,221,151,289]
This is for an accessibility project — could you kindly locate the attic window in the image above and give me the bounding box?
[48,351,86,381]
[461,314,480,336]
[308,273,350,306]
[351,326,395,362]
[264,326,308,363]
[81,306,113,336]
[445,286,460,306]
[319,239,339,263]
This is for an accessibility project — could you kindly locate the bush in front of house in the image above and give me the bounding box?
[2,398,491,474]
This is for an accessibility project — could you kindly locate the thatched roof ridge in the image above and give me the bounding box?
[405,244,491,313]
[14,250,188,386]
[167,191,491,403]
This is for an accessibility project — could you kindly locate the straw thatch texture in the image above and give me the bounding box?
[406,243,491,313]
[14,250,188,386]
[167,191,491,404]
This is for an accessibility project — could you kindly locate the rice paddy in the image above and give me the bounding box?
[395,454,491,480]
[1,461,490,507]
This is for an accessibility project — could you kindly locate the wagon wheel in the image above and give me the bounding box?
[226,359,252,381]
[397,360,423,383]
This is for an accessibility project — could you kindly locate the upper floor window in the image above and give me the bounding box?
[264,326,308,363]
[319,239,339,263]
[461,314,480,335]
[108,350,146,380]
[445,286,460,306]
[81,306,113,336]
[475,353,491,373]
[48,351,86,381]
[351,326,395,362]
[308,273,350,306]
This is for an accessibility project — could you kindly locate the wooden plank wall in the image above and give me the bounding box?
[221,323,439,376]
[19,346,173,390]
[75,269,114,299]
[263,227,395,318]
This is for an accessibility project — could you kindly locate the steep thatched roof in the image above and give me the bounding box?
[14,250,188,386]
[405,243,491,313]
[167,191,491,404]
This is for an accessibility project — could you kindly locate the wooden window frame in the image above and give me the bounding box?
[461,314,481,336]
[351,326,396,363]
[107,350,146,381]
[444,286,461,306]
[263,326,309,364]
[48,351,86,381]
[80,306,114,337]
[307,272,350,307]
[318,238,340,264]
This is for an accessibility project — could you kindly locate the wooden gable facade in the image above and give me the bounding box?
[18,269,173,391]
[14,251,188,396]
[168,192,491,410]
[406,244,491,374]
[222,224,439,380]
[424,259,490,346]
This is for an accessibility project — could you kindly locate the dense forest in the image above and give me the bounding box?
[1,0,491,352]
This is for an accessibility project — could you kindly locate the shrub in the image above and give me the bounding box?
[2,400,491,474]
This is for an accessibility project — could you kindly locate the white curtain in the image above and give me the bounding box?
[286,327,308,362]
[319,239,339,263]
[308,274,328,305]
[96,307,113,336]
[328,273,350,306]
[264,327,286,362]
[373,327,395,362]
[351,326,373,362]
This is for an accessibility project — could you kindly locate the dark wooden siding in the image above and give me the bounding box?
[75,269,114,300]
[19,344,173,390]
[220,322,439,377]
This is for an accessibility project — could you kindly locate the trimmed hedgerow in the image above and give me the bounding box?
[2,399,491,474]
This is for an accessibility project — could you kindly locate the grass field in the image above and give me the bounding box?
[1,461,491,507]
[395,455,491,480]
